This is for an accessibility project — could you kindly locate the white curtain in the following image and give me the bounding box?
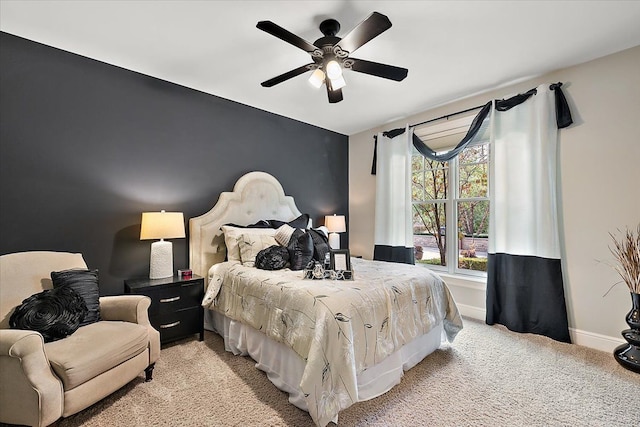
[486,84,570,342]
[374,125,415,264]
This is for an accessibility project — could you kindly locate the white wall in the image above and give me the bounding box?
[349,45,640,351]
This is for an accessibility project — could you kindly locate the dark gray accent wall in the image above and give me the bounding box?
[0,32,349,295]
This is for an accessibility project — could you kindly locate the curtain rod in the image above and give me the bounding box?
[409,103,486,129]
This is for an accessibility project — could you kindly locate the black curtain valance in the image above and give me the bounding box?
[371,83,572,174]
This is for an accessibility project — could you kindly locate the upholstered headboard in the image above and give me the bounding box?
[189,171,303,279]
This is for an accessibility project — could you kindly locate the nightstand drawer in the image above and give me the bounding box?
[144,282,202,316]
[151,307,202,343]
[124,275,205,345]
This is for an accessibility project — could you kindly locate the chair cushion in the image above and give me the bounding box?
[45,321,148,390]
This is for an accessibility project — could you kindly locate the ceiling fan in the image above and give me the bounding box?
[257,12,408,103]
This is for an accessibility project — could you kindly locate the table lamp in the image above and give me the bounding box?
[325,214,346,250]
[140,210,185,279]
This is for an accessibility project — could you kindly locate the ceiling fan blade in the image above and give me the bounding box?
[257,21,318,53]
[336,12,392,54]
[348,58,408,81]
[326,86,343,103]
[261,64,314,87]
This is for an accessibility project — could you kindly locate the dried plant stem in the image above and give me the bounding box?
[609,224,640,294]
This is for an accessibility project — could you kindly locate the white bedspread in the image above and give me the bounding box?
[202,258,463,427]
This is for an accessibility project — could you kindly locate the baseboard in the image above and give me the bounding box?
[569,327,624,353]
[457,303,486,321]
[457,303,623,352]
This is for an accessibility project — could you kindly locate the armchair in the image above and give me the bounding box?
[0,251,160,427]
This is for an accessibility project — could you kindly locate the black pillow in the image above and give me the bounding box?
[308,229,331,262]
[255,245,290,271]
[269,214,310,230]
[222,220,272,229]
[9,287,88,343]
[287,229,314,271]
[51,269,100,326]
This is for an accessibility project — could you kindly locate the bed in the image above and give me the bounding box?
[190,171,463,427]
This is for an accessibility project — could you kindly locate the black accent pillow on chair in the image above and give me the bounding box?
[255,245,290,271]
[9,287,88,343]
[287,229,314,271]
[51,269,100,326]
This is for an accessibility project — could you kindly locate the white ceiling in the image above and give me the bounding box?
[2,1,640,135]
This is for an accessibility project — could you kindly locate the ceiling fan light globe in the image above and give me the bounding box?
[326,60,342,79]
[329,75,346,90]
[308,68,325,88]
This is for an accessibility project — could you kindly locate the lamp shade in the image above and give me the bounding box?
[140,211,185,240]
[325,60,342,80]
[325,215,346,233]
[308,68,325,88]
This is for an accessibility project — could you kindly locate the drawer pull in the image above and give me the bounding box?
[160,296,180,303]
[160,321,181,329]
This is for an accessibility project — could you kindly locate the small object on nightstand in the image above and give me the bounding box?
[125,274,204,345]
[177,269,192,279]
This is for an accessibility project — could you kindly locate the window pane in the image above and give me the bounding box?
[459,143,488,198]
[411,155,424,173]
[411,171,424,202]
[413,202,447,266]
[457,201,489,271]
[422,167,448,200]
[459,162,488,198]
[459,143,489,164]
[411,156,448,201]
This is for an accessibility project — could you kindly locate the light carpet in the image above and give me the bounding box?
[50,318,639,427]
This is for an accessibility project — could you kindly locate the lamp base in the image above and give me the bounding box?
[149,240,173,279]
[329,232,341,250]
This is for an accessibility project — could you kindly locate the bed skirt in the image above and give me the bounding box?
[205,309,444,414]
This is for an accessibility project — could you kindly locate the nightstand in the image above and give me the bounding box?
[125,275,204,345]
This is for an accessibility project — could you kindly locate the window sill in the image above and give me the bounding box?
[437,272,486,291]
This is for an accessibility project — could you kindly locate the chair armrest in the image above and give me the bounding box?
[99,296,160,364]
[99,295,152,324]
[0,329,64,427]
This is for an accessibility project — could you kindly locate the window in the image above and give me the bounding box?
[411,116,490,275]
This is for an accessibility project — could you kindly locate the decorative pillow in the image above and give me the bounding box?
[308,228,331,262]
[223,220,272,229]
[255,245,290,270]
[9,287,88,343]
[221,226,276,262]
[238,233,278,267]
[275,224,296,246]
[51,269,100,326]
[269,214,310,230]
[287,229,314,271]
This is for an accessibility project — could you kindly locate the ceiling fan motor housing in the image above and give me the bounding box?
[319,19,340,37]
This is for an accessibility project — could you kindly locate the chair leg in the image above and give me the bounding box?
[144,363,155,382]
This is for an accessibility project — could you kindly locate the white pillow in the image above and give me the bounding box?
[221,226,276,262]
[275,224,296,246]
[238,234,278,267]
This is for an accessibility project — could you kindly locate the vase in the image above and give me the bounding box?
[613,292,640,373]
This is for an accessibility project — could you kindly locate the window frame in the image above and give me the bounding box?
[412,115,490,277]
